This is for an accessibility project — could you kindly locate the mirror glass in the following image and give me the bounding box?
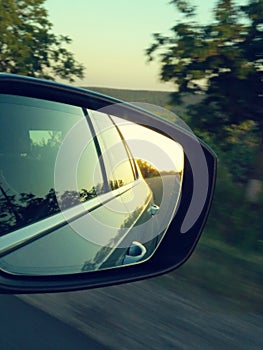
[0,94,183,275]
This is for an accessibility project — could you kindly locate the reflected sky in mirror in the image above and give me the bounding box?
[112,115,184,175]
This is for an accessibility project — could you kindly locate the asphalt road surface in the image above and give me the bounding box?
[15,271,262,350]
[0,294,109,350]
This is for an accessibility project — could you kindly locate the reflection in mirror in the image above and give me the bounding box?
[0,97,184,276]
[114,114,184,205]
[0,95,104,237]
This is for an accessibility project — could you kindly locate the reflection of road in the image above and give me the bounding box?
[19,273,262,350]
[145,174,181,244]
[145,174,181,206]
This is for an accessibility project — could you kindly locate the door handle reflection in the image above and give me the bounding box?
[148,204,159,216]
[123,241,147,265]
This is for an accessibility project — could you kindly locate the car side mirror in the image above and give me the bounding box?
[0,74,216,293]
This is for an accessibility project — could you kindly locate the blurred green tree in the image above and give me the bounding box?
[146,0,263,199]
[0,0,84,82]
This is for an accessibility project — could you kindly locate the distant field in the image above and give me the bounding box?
[83,86,203,118]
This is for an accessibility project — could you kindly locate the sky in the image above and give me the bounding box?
[44,0,244,91]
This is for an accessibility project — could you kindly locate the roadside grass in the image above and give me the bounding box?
[172,233,263,310]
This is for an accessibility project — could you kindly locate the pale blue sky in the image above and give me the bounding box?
[45,0,245,91]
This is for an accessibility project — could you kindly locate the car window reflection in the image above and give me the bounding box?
[89,110,136,190]
[0,95,104,236]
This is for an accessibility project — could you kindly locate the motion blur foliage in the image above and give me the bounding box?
[147,0,263,196]
[145,1,263,287]
[206,162,263,253]
[0,0,84,82]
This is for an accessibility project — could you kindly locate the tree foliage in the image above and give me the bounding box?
[136,159,160,178]
[147,1,263,249]
[146,0,263,135]
[0,0,84,82]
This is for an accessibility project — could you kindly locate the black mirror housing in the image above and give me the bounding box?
[0,74,216,293]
